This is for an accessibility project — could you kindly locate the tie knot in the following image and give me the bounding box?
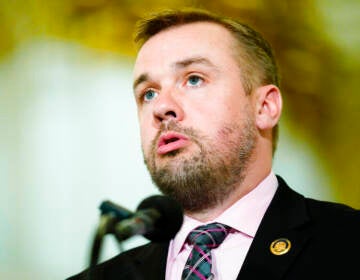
[187,222,231,249]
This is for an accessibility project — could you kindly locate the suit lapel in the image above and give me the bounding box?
[131,242,169,280]
[238,176,313,280]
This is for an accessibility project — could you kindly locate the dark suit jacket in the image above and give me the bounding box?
[67,176,360,279]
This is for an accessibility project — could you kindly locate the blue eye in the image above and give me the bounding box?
[143,89,158,102]
[187,75,203,87]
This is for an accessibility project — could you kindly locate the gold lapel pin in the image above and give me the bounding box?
[270,238,291,255]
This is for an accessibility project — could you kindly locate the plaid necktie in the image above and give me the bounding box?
[181,223,231,280]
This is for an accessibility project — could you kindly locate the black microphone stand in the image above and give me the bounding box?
[87,200,132,280]
[87,214,115,280]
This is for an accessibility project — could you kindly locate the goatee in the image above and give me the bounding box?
[143,118,256,213]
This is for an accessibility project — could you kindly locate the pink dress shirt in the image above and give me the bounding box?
[165,171,278,280]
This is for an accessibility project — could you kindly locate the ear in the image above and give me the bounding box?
[253,85,282,131]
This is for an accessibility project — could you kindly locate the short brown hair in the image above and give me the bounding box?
[134,8,280,153]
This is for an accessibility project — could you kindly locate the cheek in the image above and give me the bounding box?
[139,122,158,155]
[138,109,152,139]
[140,124,151,145]
[195,105,235,131]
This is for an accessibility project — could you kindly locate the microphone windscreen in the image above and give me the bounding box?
[137,195,184,242]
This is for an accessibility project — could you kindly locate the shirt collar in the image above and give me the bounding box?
[169,171,278,257]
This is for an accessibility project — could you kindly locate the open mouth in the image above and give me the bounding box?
[164,137,179,144]
[157,132,189,155]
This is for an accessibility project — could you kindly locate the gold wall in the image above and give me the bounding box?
[1,0,359,207]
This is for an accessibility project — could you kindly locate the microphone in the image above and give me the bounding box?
[102,195,184,242]
[99,200,133,221]
[88,195,183,274]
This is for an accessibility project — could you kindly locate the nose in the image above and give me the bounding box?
[153,91,184,127]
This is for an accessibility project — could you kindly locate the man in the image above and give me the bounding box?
[68,8,360,280]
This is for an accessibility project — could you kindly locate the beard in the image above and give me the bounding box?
[143,117,257,213]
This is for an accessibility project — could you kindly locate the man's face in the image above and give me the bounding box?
[133,22,258,212]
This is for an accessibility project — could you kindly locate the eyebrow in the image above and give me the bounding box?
[133,73,149,92]
[133,56,217,91]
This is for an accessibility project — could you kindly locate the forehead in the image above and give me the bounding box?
[133,22,237,76]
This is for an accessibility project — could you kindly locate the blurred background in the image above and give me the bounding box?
[0,0,359,279]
